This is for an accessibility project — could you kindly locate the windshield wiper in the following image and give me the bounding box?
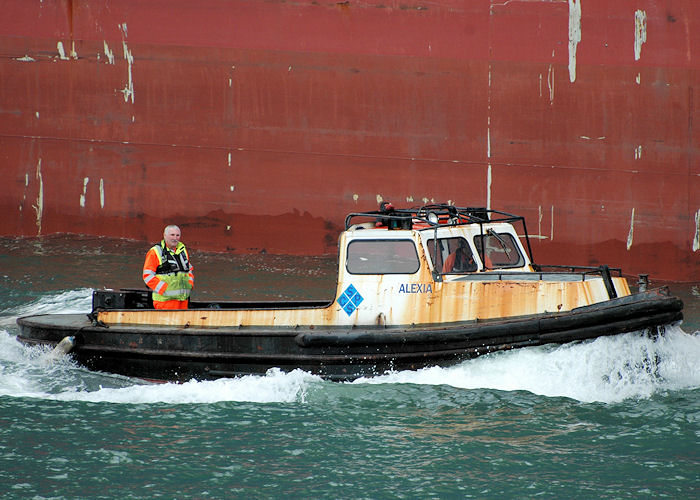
[487,229,510,254]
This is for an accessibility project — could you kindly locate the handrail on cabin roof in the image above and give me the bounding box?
[344,203,525,230]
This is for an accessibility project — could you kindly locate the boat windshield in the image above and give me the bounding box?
[346,239,420,274]
[427,237,478,274]
[473,232,525,268]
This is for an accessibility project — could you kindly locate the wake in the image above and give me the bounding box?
[358,324,700,403]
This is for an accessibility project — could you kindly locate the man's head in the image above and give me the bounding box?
[163,225,181,250]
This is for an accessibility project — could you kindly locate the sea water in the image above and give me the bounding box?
[0,236,698,498]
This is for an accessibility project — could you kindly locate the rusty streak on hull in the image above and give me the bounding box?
[99,278,632,329]
[1,1,698,281]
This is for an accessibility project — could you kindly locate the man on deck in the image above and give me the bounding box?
[142,225,194,309]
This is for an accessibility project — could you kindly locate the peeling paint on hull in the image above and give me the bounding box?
[0,0,698,281]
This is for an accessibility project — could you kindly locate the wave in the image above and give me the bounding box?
[356,324,700,403]
[0,288,93,328]
[0,330,320,404]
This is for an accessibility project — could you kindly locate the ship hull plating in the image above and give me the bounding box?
[1,1,698,280]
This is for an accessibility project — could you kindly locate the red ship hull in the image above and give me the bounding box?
[1,1,698,281]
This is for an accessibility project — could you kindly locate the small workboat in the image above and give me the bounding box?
[16,204,684,381]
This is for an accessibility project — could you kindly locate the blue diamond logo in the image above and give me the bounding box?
[338,285,364,316]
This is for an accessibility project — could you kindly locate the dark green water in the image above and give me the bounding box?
[0,236,698,498]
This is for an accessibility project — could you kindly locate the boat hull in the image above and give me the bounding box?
[16,290,683,381]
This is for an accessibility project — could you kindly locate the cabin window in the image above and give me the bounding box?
[426,237,477,273]
[473,232,525,268]
[346,240,420,274]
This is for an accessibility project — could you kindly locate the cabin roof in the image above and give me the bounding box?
[343,204,536,272]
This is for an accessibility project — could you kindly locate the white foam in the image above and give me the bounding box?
[0,288,92,327]
[47,368,319,404]
[355,325,700,403]
[0,331,319,404]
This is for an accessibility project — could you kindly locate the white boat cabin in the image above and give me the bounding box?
[331,204,630,326]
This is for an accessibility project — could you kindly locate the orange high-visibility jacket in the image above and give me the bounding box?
[142,241,194,299]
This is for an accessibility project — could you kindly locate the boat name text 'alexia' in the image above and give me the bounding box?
[398,283,433,294]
